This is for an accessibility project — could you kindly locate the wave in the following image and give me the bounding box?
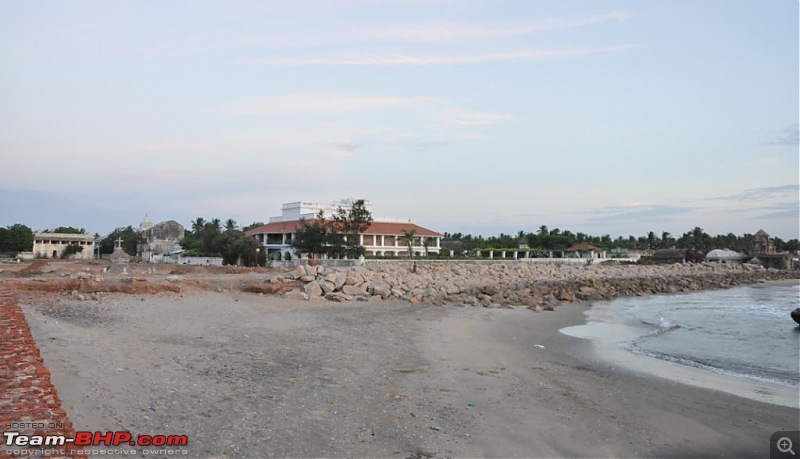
[620,342,800,388]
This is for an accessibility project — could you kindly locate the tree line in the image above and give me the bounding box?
[444,226,800,254]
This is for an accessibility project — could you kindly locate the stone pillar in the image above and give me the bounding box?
[489,251,494,259]
[450,250,454,257]
[513,251,518,259]
[501,251,506,258]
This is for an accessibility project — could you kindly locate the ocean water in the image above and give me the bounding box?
[613,283,800,387]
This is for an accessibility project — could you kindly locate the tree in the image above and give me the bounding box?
[423,237,436,256]
[219,231,260,266]
[50,226,85,234]
[0,224,34,254]
[331,199,373,258]
[224,219,237,232]
[401,229,417,257]
[242,221,265,232]
[100,226,140,255]
[291,211,329,259]
[62,244,84,258]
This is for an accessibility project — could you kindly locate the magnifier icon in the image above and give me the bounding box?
[778,437,795,455]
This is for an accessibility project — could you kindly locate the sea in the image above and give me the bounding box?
[577,282,800,388]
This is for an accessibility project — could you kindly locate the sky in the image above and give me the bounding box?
[1,0,798,240]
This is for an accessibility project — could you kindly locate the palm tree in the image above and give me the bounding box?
[423,237,436,256]
[191,217,206,234]
[225,219,237,232]
[401,229,417,257]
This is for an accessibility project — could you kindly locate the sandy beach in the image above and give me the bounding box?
[19,287,799,458]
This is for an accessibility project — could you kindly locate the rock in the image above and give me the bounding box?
[334,272,347,290]
[302,281,323,297]
[299,275,317,282]
[556,288,573,302]
[320,281,336,294]
[368,279,391,298]
[166,275,184,282]
[292,266,305,279]
[325,292,351,302]
[342,284,368,296]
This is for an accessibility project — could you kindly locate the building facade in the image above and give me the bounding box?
[247,200,442,260]
[137,218,185,262]
[32,233,95,259]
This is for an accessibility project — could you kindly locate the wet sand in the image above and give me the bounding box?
[21,291,799,458]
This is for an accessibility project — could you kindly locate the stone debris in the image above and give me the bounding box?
[281,260,798,307]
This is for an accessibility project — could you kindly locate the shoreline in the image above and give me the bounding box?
[18,289,800,457]
[561,279,800,408]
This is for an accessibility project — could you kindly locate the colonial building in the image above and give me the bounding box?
[137,217,185,262]
[750,229,794,270]
[32,233,95,259]
[246,199,442,260]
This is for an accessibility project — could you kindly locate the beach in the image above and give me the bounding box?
[18,286,799,458]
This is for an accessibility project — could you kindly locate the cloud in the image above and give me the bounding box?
[376,11,633,42]
[326,143,364,157]
[584,204,696,223]
[444,109,510,126]
[250,45,642,67]
[705,184,799,202]
[226,95,440,115]
[745,202,800,222]
[768,124,799,146]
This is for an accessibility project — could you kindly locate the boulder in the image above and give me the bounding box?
[342,284,368,296]
[325,292,351,302]
[302,281,323,297]
[320,281,336,294]
[368,279,391,299]
[334,272,347,290]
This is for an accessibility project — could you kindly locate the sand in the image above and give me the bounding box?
[20,290,800,458]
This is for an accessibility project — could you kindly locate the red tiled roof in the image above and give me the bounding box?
[245,220,441,237]
[565,243,602,252]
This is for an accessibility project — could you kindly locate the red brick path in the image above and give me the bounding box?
[0,288,86,459]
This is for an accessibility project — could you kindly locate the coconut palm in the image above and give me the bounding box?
[401,229,417,257]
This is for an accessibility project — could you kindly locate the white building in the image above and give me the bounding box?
[32,233,95,259]
[269,199,373,223]
[247,199,442,260]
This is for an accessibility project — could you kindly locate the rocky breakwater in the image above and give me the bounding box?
[275,261,799,309]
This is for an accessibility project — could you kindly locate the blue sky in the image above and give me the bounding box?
[1,0,798,240]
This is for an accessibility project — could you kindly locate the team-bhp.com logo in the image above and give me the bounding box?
[3,430,188,448]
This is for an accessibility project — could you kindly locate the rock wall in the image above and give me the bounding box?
[275,261,800,308]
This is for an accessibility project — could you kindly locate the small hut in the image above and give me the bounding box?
[705,249,746,264]
[564,243,604,259]
[651,249,687,264]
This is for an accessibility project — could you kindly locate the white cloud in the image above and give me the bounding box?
[226,94,440,115]
[444,108,510,126]
[377,11,633,42]
[251,45,641,66]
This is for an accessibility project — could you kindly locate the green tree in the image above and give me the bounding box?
[49,226,85,234]
[224,219,237,232]
[242,221,265,232]
[100,226,140,255]
[62,244,84,258]
[401,229,417,257]
[291,211,329,259]
[331,199,373,258]
[0,224,34,254]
